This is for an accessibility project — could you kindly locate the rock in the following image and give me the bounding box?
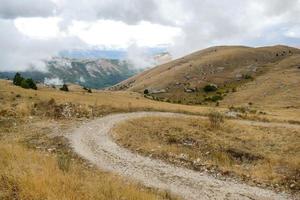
[225,111,239,118]
[289,183,295,189]
[184,88,196,93]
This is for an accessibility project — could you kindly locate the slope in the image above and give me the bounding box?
[111,45,300,107]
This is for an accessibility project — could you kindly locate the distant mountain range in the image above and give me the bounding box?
[0,49,172,89]
[0,57,138,89]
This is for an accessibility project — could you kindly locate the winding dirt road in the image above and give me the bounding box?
[69,112,297,200]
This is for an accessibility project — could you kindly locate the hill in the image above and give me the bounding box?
[110,45,300,108]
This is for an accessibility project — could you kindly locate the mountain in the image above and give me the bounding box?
[59,47,168,59]
[110,45,300,107]
[0,57,138,89]
[0,48,172,89]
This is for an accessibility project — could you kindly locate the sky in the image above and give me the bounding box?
[0,0,300,71]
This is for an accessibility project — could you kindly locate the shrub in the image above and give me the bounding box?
[144,89,149,95]
[60,84,69,92]
[208,111,224,129]
[26,78,37,90]
[13,73,37,90]
[20,79,30,89]
[203,84,218,92]
[242,74,253,80]
[204,95,223,102]
[83,86,92,93]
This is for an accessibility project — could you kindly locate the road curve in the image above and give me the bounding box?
[69,112,295,200]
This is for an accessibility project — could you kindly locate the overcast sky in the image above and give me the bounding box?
[0,0,299,71]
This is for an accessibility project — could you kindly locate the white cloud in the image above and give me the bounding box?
[68,20,181,48]
[14,17,62,39]
[0,19,85,71]
[0,0,300,71]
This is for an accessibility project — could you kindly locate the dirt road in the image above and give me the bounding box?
[69,112,296,200]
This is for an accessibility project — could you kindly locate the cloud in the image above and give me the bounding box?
[0,0,300,71]
[0,0,57,19]
[0,19,85,72]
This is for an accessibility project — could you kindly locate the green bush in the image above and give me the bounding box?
[203,84,218,92]
[13,73,37,90]
[25,78,37,90]
[60,84,69,92]
[20,79,30,89]
[144,89,149,95]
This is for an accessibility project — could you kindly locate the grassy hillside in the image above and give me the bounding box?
[1,76,299,198]
[0,80,187,200]
[111,45,300,107]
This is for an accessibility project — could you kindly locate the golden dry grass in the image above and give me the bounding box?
[0,80,181,200]
[0,76,299,198]
[0,142,176,200]
[113,116,300,191]
[0,79,214,117]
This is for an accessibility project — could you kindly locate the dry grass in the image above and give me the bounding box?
[113,116,300,192]
[0,142,176,200]
[112,45,300,106]
[0,79,216,117]
[0,76,299,198]
[0,80,180,200]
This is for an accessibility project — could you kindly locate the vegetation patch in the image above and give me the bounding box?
[13,73,37,90]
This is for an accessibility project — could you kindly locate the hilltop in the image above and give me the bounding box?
[111,45,300,108]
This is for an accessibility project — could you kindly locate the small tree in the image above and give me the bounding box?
[60,84,69,92]
[20,79,30,89]
[13,72,24,86]
[26,78,37,90]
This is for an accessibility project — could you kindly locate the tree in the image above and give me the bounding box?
[20,79,30,89]
[26,78,37,90]
[12,72,38,90]
[13,72,24,86]
[60,84,69,92]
